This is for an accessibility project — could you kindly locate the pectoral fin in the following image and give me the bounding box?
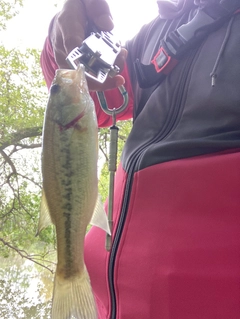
[36,189,53,235]
[90,194,111,235]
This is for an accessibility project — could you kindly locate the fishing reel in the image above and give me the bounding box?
[66,30,122,83]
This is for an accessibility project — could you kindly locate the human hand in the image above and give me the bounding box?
[51,0,126,91]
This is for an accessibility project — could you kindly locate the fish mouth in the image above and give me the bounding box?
[55,65,86,86]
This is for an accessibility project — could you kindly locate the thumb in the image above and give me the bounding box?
[84,0,114,31]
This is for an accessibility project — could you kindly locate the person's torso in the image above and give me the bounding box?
[85,5,240,319]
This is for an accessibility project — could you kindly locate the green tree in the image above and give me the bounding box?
[0,45,56,270]
[0,0,23,30]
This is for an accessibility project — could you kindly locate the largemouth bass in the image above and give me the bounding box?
[38,65,109,319]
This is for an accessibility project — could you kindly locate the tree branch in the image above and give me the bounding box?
[0,149,17,174]
[99,144,109,162]
[0,126,42,151]
[16,143,42,149]
[16,173,42,188]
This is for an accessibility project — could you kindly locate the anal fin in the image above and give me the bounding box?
[90,194,111,235]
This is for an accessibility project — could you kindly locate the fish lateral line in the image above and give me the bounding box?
[59,108,86,132]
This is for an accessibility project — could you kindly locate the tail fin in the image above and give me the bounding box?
[52,267,97,319]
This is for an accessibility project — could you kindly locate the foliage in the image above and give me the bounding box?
[0,46,45,145]
[0,44,56,269]
[0,0,23,31]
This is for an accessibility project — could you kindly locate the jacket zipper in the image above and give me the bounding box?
[107,46,199,319]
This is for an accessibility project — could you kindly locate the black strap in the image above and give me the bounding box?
[134,0,240,89]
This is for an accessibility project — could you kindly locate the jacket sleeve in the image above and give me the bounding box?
[40,19,134,128]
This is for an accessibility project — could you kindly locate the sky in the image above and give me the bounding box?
[1,0,158,50]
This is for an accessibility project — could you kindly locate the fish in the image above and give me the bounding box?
[37,65,110,319]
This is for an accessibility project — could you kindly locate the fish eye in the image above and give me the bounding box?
[50,84,61,94]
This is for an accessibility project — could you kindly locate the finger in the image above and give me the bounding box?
[115,48,128,73]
